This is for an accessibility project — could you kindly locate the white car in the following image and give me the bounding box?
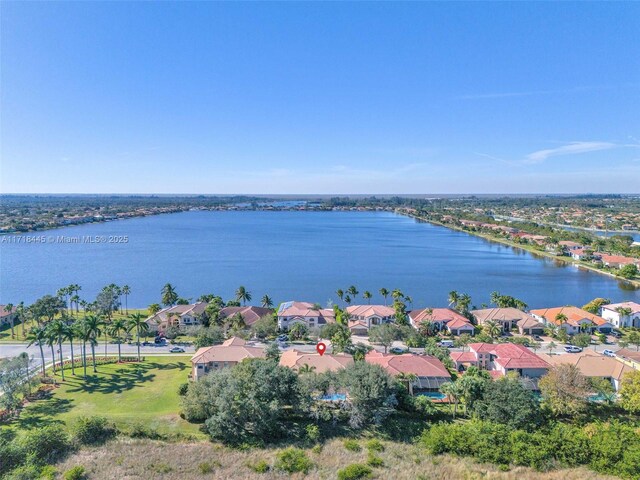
[603,349,616,357]
[564,345,583,353]
[169,346,185,353]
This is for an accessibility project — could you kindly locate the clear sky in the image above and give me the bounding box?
[1,2,639,194]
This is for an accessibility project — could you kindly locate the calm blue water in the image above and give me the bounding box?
[1,211,638,308]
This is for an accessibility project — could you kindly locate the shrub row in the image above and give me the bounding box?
[421,420,640,478]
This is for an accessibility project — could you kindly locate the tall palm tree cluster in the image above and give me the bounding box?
[19,284,148,381]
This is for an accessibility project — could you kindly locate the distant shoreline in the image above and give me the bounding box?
[398,209,640,289]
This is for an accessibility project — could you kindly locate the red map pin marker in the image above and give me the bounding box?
[316,342,326,356]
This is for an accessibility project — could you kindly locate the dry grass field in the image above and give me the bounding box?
[55,437,617,480]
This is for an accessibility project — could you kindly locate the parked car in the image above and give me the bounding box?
[169,347,185,353]
[603,349,616,357]
[438,340,455,348]
[533,335,543,342]
[390,347,407,354]
[564,345,583,353]
[611,330,623,339]
[277,334,289,342]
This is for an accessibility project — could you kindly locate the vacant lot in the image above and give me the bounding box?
[6,356,202,436]
[55,437,617,480]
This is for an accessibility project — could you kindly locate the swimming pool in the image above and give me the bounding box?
[417,392,447,400]
[319,393,347,401]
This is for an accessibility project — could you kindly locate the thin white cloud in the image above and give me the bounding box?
[457,83,639,100]
[524,141,617,164]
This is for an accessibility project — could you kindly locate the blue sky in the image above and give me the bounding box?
[1,2,639,194]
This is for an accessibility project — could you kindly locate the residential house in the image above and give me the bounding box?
[0,305,17,327]
[450,343,550,384]
[218,306,273,328]
[409,308,475,336]
[190,337,265,380]
[601,302,640,328]
[570,248,599,261]
[613,348,640,370]
[279,350,353,373]
[365,351,451,391]
[530,306,614,334]
[346,305,395,335]
[277,301,335,330]
[146,302,208,332]
[559,241,583,251]
[471,308,544,335]
[539,350,633,391]
[599,254,640,270]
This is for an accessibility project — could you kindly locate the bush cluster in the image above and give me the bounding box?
[422,420,640,478]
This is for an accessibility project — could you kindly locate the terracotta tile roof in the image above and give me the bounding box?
[218,306,273,326]
[602,302,640,315]
[346,305,395,318]
[615,348,640,364]
[539,351,633,380]
[365,351,451,378]
[0,305,16,317]
[450,351,477,363]
[529,306,610,327]
[464,343,550,369]
[409,308,468,325]
[277,301,336,322]
[471,308,534,323]
[279,350,353,373]
[191,337,265,364]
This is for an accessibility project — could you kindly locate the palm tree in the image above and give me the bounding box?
[161,283,179,307]
[261,295,273,308]
[363,291,372,304]
[379,288,389,306]
[62,320,77,376]
[347,286,359,300]
[235,286,252,306]
[127,312,149,362]
[84,314,103,373]
[69,295,80,314]
[336,289,344,304]
[555,313,568,324]
[5,303,15,338]
[344,295,352,306]
[392,289,404,301]
[298,364,316,374]
[44,322,58,376]
[404,296,413,308]
[448,291,459,308]
[108,318,128,362]
[546,341,557,355]
[490,291,501,306]
[26,326,48,376]
[76,318,94,377]
[440,381,464,419]
[397,372,418,396]
[17,302,26,338]
[122,285,131,314]
[457,293,472,313]
[484,319,501,339]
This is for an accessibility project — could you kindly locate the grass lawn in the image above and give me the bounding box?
[0,309,150,343]
[5,356,204,438]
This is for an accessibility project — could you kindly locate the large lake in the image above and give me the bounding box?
[1,211,638,309]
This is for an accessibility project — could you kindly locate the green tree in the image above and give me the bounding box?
[347,285,359,300]
[619,264,638,279]
[582,297,611,314]
[193,326,225,349]
[127,312,149,362]
[121,285,131,314]
[369,323,402,353]
[330,325,353,353]
[362,291,372,304]
[288,322,309,340]
[473,375,541,429]
[572,333,592,348]
[108,318,128,362]
[440,380,464,419]
[0,354,30,414]
[26,326,48,376]
[148,303,162,316]
[83,314,103,373]
[379,288,389,305]
[265,342,281,363]
[161,283,179,307]
[484,319,502,339]
[338,362,397,428]
[251,315,278,340]
[619,370,640,413]
[235,286,252,306]
[261,295,273,308]
[539,364,590,417]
